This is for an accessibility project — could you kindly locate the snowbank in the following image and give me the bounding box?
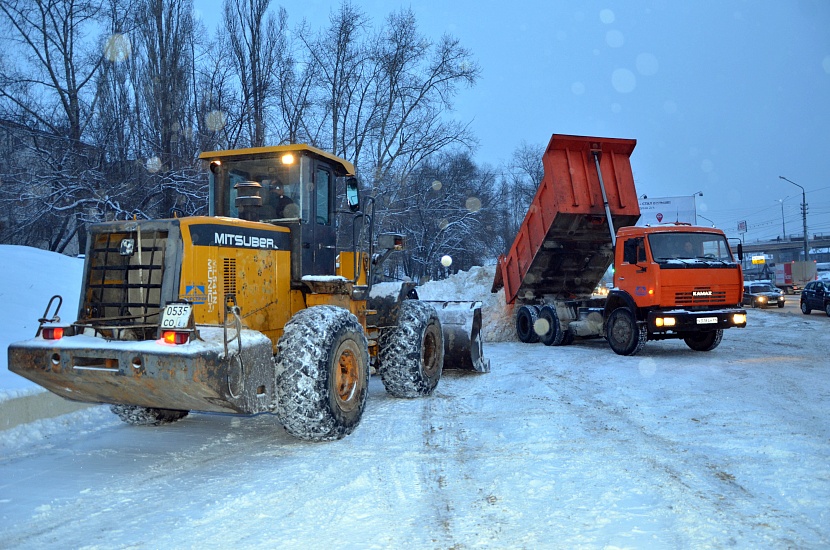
[415,265,516,343]
[0,245,83,399]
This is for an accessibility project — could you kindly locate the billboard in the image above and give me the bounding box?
[637,196,696,226]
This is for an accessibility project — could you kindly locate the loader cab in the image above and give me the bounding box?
[200,144,356,278]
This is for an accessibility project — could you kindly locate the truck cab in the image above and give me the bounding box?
[608,224,747,354]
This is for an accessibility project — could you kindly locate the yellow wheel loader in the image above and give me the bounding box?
[8,145,488,441]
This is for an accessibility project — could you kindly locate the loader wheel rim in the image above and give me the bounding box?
[422,329,440,378]
[335,348,360,410]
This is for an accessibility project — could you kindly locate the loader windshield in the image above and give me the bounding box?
[648,232,734,264]
[211,157,304,222]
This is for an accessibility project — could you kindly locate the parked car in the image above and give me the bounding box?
[800,281,830,317]
[743,282,785,308]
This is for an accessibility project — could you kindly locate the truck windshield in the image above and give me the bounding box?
[648,232,734,262]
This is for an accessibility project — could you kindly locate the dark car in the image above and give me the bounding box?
[800,281,830,317]
[743,282,785,308]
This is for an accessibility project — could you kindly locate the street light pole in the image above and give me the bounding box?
[697,214,716,227]
[779,176,808,260]
[776,197,788,240]
[691,191,703,224]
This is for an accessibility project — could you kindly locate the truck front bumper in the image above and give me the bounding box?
[647,308,747,336]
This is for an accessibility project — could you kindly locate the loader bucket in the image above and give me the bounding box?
[424,301,490,373]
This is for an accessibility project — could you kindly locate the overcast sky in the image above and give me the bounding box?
[193,0,830,244]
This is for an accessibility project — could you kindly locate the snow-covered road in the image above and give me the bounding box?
[1,306,828,548]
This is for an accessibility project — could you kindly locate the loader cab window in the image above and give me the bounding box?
[315,167,331,225]
[208,157,302,221]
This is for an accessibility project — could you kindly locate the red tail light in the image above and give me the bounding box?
[41,327,65,340]
[162,331,189,345]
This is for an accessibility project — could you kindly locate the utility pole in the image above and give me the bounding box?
[779,176,808,261]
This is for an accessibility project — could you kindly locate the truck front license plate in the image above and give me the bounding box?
[697,316,717,325]
[161,303,193,329]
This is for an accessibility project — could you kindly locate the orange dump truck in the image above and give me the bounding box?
[492,134,747,355]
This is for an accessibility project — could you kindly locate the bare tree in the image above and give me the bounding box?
[223,0,285,147]
[193,34,243,151]
[274,19,320,144]
[0,0,111,251]
[0,0,106,142]
[495,141,544,254]
[379,151,498,282]
[131,0,201,216]
[300,1,369,157]
[366,8,479,187]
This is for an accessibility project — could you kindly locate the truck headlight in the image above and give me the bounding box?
[732,313,747,324]
[655,317,676,327]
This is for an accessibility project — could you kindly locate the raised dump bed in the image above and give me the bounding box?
[494,134,641,304]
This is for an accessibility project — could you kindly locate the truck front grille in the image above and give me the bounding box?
[83,229,168,334]
[674,290,728,306]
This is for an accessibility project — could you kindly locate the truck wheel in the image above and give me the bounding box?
[538,305,565,346]
[606,308,646,356]
[561,329,575,346]
[379,300,443,398]
[801,301,811,314]
[684,329,723,352]
[110,405,188,426]
[515,305,540,343]
[275,306,369,441]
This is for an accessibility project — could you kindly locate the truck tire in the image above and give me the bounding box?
[606,307,646,356]
[378,300,443,398]
[275,306,369,441]
[538,305,565,346]
[110,405,189,426]
[516,305,540,343]
[683,329,723,352]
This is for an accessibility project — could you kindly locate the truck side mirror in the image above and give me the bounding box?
[346,177,360,212]
[737,243,743,262]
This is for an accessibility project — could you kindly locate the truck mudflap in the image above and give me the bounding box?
[7,327,276,415]
[647,308,747,335]
[423,300,490,373]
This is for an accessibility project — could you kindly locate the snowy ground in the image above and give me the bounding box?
[1,246,829,548]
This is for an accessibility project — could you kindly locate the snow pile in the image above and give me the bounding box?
[0,245,83,400]
[415,264,517,343]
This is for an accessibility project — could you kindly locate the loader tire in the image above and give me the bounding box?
[515,305,540,343]
[110,405,188,426]
[378,300,443,398]
[275,306,369,441]
[606,307,646,356]
[684,329,723,352]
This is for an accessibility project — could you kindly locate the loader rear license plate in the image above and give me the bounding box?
[696,316,717,325]
[161,303,193,329]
